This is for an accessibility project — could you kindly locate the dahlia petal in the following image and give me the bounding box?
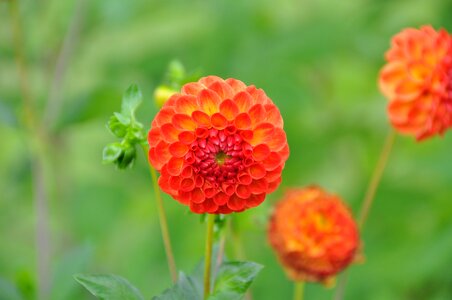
[181,165,193,178]
[169,176,181,190]
[204,187,217,198]
[221,182,235,196]
[246,193,265,208]
[227,194,246,211]
[190,202,205,214]
[178,131,196,144]
[176,191,190,205]
[211,112,228,130]
[249,164,266,179]
[279,144,290,162]
[155,107,176,127]
[233,91,253,112]
[148,127,161,147]
[199,75,223,87]
[249,179,268,194]
[264,105,284,128]
[169,142,189,157]
[181,83,204,96]
[262,152,282,171]
[240,130,254,142]
[160,123,180,143]
[250,123,275,145]
[237,172,252,185]
[225,78,247,93]
[180,178,196,192]
[217,205,232,214]
[213,192,228,205]
[198,89,221,115]
[267,128,287,151]
[158,174,172,194]
[154,141,171,165]
[208,81,234,99]
[247,87,271,105]
[236,185,251,199]
[234,113,252,129]
[172,114,197,130]
[175,95,198,114]
[248,104,266,127]
[202,199,219,214]
[267,177,282,193]
[167,157,184,176]
[190,188,205,204]
[165,94,179,107]
[394,79,423,100]
[266,165,283,182]
[252,144,271,161]
[220,99,239,121]
[192,110,211,127]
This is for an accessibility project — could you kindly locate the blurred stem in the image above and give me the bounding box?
[357,129,396,228]
[203,214,215,300]
[293,281,304,300]
[140,144,177,283]
[334,129,396,300]
[10,1,52,299]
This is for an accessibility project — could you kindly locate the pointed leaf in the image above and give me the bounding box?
[121,84,142,118]
[152,272,202,300]
[102,143,123,164]
[209,261,263,300]
[74,274,144,300]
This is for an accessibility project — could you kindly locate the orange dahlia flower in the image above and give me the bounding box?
[148,76,289,214]
[379,25,452,140]
[268,186,359,284]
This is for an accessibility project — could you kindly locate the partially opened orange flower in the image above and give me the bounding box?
[379,25,452,140]
[148,76,289,214]
[268,186,359,284]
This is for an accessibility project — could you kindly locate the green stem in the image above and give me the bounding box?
[334,129,396,300]
[357,130,396,229]
[203,214,215,300]
[293,281,304,300]
[141,144,178,283]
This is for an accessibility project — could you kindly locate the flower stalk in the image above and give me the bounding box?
[203,214,216,299]
[293,281,305,300]
[141,144,178,283]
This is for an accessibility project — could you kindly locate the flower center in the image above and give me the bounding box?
[186,128,251,185]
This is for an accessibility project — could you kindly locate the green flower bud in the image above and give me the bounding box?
[154,85,177,108]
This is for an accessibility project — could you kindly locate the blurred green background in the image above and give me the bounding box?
[1,0,452,299]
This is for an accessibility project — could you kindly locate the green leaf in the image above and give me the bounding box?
[208,261,263,300]
[102,143,123,164]
[74,274,144,300]
[152,272,201,300]
[113,112,131,126]
[121,84,142,118]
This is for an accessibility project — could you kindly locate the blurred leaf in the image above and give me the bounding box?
[102,143,123,164]
[0,278,23,300]
[209,261,263,300]
[152,272,201,300]
[74,274,144,300]
[50,245,93,300]
[121,84,142,119]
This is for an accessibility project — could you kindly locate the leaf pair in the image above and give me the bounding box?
[74,260,262,300]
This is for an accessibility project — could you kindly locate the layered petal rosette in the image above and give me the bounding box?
[148,76,289,214]
[268,186,359,284]
[379,25,452,140]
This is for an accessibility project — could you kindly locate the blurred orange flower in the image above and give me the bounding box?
[379,25,452,140]
[148,76,289,214]
[268,186,359,284]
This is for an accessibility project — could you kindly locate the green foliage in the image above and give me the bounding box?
[102,84,146,169]
[152,273,201,300]
[0,278,23,300]
[209,261,263,300]
[73,274,145,300]
[153,260,262,300]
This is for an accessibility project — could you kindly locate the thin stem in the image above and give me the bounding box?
[293,281,305,300]
[357,130,396,229]
[203,214,215,300]
[10,2,51,300]
[334,129,396,300]
[141,144,178,283]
